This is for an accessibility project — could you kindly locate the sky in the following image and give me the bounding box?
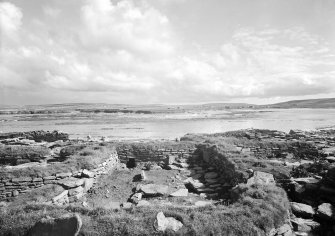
[1,0,335,105]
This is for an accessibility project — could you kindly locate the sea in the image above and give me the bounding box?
[1,109,335,140]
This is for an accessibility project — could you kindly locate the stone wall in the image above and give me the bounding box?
[195,144,247,185]
[0,150,119,201]
[0,130,69,142]
[116,146,197,164]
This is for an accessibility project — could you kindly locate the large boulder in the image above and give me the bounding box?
[28,213,82,236]
[290,202,315,218]
[316,203,335,221]
[154,212,183,232]
[247,171,275,185]
[140,184,169,197]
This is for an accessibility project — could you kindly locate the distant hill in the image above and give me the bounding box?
[2,98,335,112]
[264,98,335,108]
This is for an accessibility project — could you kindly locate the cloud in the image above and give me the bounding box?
[79,0,175,56]
[0,0,335,104]
[0,2,22,37]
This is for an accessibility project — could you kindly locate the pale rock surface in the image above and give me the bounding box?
[247,171,275,185]
[140,184,169,197]
[316,203,335,220]
[81,169,95,178]
[290,202,315,218]
[137,200,151,207]
[58,178,84,189]
[169,189,188,197]
[154,212,183,232]
[194,201,212,207]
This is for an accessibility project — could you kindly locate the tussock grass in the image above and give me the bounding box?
[0,183,289,236]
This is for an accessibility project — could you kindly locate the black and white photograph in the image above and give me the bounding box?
[1,0,335,235]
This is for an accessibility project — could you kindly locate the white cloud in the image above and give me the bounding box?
[0,2,22,37]
[79,0,174,56]
[0,0,335,104]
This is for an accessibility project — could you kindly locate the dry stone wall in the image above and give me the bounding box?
[117,146,197,164]
[195,144,246,185]
[0,150,119,201]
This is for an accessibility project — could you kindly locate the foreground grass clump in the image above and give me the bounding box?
[0,183,289,236]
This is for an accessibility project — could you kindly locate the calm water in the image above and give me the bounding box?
[1,109,335,140]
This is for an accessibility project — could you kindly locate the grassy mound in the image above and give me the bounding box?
[0,183,289,236]
[0,145,50,165]
[0,144,113,179]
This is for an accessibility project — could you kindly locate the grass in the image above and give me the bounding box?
[0,145,50,165]
[9,184,65,205]
[182,131,320,160]
[0,182,289,236]
[0,144,113,179]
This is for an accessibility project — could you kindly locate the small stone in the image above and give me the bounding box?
[326,156,335,163]
[58,178,85,189]
[130,192,142,204]
[276,224,293,236]
[122,202,133,209]
[247,171,275,185]
[290,202,315,218]
[316,203,335,220]
[52,190,69,206]
[169,189,188,197]
[68,186,84,197]
[137,200,150,207]
[43,176,56,181]
[140,171,147,181]
[12,190,19,197]
[140,184,169,197]
[82,170,95,178]
[56,172,72,179]
[104,201,121,210]
[194,201,212,207]
[291,218,320,232]
[154,212,183,232]
[83,178,94,192]
[204,172,218,179]
[12,177,32,183]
